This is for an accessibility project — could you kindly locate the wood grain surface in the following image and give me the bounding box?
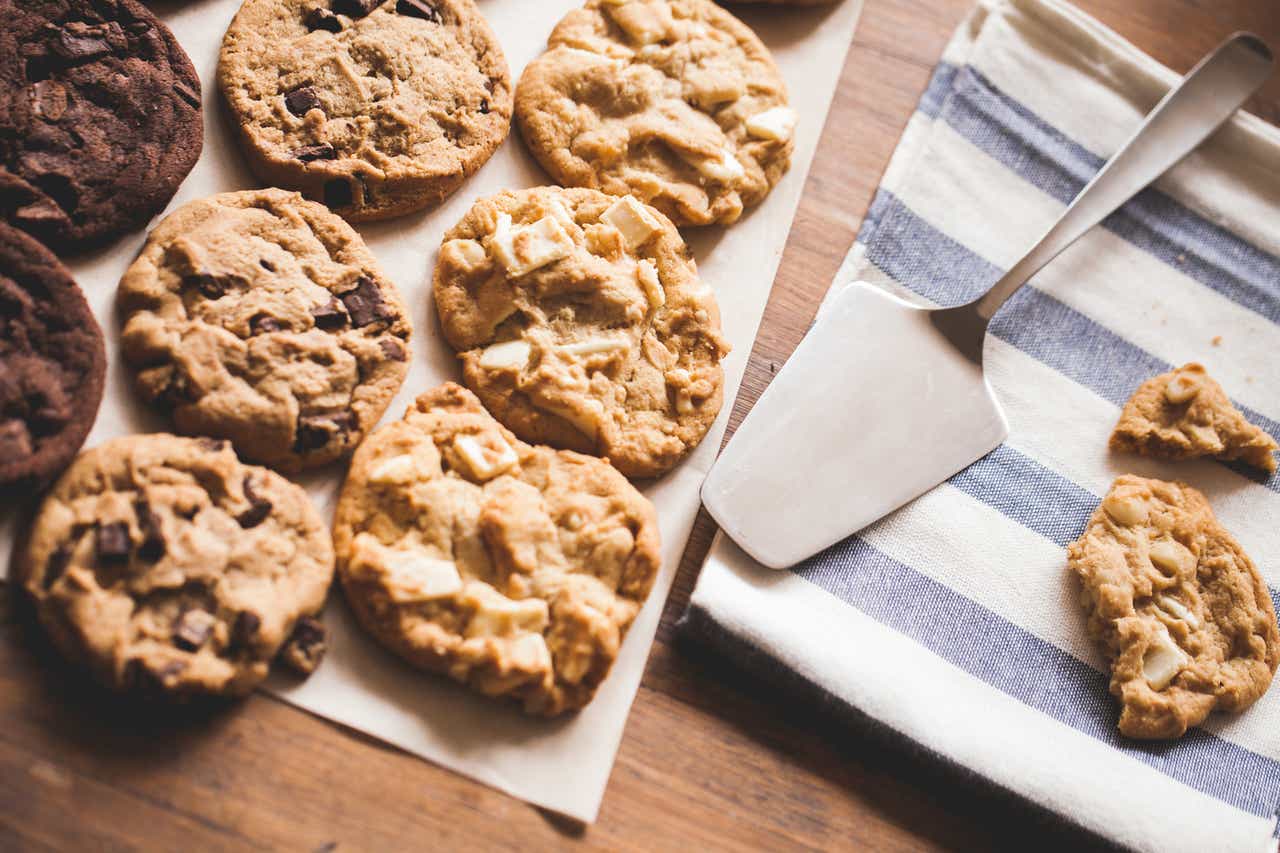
[4,1,1279,851]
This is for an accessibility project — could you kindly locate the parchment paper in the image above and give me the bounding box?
[0,0,862,821]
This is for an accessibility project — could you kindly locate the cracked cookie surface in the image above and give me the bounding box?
[434,186,729,478]
[1110,363,1277,474]
[218,0,511,222]
[515,0,793,227]
[0,0,202,252]
[1067,475,1279,739]
[18,434,335,697]
[118,189,412,472]
[334,383,662,715]
[0,222,105,494]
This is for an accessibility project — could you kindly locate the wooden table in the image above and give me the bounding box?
[4,2,1278,850]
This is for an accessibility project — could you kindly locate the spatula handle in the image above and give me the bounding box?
[973,32,1273,321]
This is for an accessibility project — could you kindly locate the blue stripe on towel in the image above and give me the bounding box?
[856,189,1280,493]
[915,63,1280,325]
[794,536,1280,820]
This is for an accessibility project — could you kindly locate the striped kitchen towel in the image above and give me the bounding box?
[683,1,1280,851]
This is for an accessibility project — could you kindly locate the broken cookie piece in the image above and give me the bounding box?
[1067,475,1279,739]
[1110,363,1277,474]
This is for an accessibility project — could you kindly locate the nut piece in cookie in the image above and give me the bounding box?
[17,435,336,698]
[0,0,203,252]
[333,383,663,715]
[117,189,412,472]
[0,222,105,494]
[515,0,794,226]
[218,0,512,221]
[1067,475,1279,738]
[434,187,730,478]
[1110,363,1277,474]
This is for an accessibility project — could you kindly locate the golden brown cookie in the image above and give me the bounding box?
[1110,363,1277,474]
[333,383,662,716]
[118,189,412,473]
[17,434,335,698]
[434,186,729,478]
[1067,475,1279,739]
[515,0,794,227]
[218,0,512,221]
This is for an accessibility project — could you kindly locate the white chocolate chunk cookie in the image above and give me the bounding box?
[333,383,662,715]
[17,435,335,698]
[1067,475,1279,739]
[118,189,412,473]
[218,0,512,221]
[434,187,730,478]
[1110,363,1278,474]
[514,0,794,226]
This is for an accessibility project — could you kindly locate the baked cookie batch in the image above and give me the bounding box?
[2,0,1276,742]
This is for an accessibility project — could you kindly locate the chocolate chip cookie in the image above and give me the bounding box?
[515,0,794,227]
[118,189,412,472]
[0,221,105,494]
[218,0,512,222]
[1111,363,1278,474]
[334,383,662,716]
[17,434,335,697]
[1068,475,1279,739]
[0,0,203,253]
[434,186,729,478]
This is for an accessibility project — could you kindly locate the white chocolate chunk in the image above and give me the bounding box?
[637,260,665,311]
[682,148,745,183]
[600,195,661,250]
[508,632,553,671]
[746,107,798,142]
[1142,623,1188,690]
[686,68,745,108]
[536,398,603,440]
[479,339,532,372]
[461,582,549,637]
[488,213,574,278]
[369,454,419,485]
[351,533,462,602]
[560,337,630,358]
[1148,538,1195,577]
[1157,595,1200,629]
[442,238,487,269]
[1164,373,1201,404]
[1103,490,1149,526]
[605,1,670,44]
[453,434,518,482]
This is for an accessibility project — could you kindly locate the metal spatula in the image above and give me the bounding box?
[702,32,1274,570]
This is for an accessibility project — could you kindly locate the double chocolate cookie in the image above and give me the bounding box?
[0,221,105,494]
[118,189,412,472]
[218,0,512,221]
[17,434,335,697]
[0,0,203,252]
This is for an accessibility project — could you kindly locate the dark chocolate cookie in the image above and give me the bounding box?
[0,221,106,494]
[0,0,204,253]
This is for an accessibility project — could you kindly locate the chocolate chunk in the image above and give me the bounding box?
[173,80,201,109]
[310,296,349,330]
[379,338,406,362]
[125,658,187,689]
[94,521,131,563]
[294,143,337,163]
[32,172,78,214]
[12,198,66,227]
[305,7,344,32]
[279,616,327,674]
[184,273,231,300]
[259,259,276,272]
[231,610,261,649]
[0,420,32,458]
[323,178,353,209]
[332,0,386,18]
[51,22,126,65]
[285,86,322,117]
[395,0,441,22]
[250,313,282,335]
[294,410,356,452]
[134,499,166,563]
[43,542,73,590]
[172,609,215,651]
[196,437,228,453]
[29,80,68,121]
[235,476,273,528]
[479,99,489,115]
[338,277,394,327]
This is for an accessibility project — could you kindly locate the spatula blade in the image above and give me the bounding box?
[702,282,1009,569]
